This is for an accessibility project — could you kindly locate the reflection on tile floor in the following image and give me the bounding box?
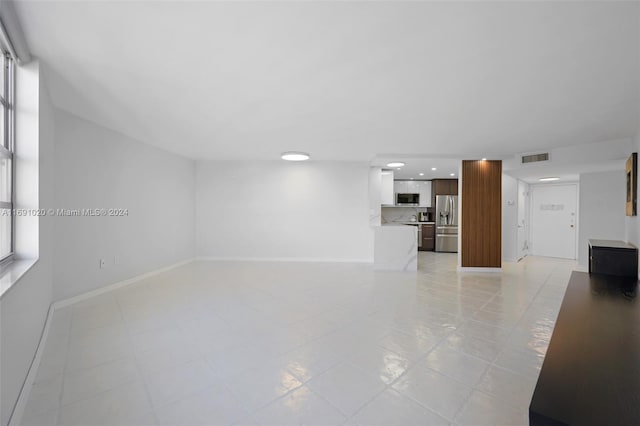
[19,253,575,425]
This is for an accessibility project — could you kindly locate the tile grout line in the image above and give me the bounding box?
[461,267,562,417]
[436,287,504,423]
[113,290,161,425]
[363,277,495,424]
[432,270,547,421]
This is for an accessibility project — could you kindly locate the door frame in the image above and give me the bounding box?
[529,182,580,260]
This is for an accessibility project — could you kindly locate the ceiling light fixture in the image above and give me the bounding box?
[450,173,455,176]
[431,167,437,171]
[281,151,310,161]
[419,173,424,176]
[539,177,560,182]
[387,162,405,168]
[481,158,487,161]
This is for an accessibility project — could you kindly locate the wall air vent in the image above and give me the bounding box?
[521,152,550,164]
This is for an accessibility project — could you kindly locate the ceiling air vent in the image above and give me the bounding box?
[521,152,550,164]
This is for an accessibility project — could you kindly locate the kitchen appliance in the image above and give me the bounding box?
[418,212,430,222]
[396,193,419,206]
[435,195,458,252]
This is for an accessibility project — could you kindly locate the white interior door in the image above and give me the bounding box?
[516,180,529,260]
[531,184,577,259]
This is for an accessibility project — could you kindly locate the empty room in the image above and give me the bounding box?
[1,1,639,426]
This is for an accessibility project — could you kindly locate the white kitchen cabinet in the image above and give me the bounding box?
[418,181,432,207]
[394,180,431,207]
[394,180,408,194]
[381,171,394,205]
[407,181,420,192]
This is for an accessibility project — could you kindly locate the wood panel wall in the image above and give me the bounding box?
[461,160,502,268]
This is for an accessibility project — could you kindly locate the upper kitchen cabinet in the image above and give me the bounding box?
[417,181,432,207]
[393,180,408,194]
[432,179,458,196]
[432,178,458,207]
[392,180,432,207]
[381,171,394,205]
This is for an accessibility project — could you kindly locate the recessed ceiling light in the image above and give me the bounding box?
[410,177,414,180]
[387,162,405,167]
[539,177,560,182]
[481,158,487,161]
[431,167,437,171]
[450,173,455,176]
[281,151,310,161]
[419,173,424,176]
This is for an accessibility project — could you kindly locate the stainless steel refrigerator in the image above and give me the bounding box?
[435,195,458,252]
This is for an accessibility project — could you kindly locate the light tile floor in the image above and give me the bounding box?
[19,253,575,425]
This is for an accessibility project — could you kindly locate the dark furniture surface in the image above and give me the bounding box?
[529,271,640,426]
[420,224,435,251]
[588,239,638,277]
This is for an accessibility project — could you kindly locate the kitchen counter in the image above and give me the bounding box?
[374,225,418,271]
[385,221,435,225]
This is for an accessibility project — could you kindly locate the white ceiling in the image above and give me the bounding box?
[372,157,463,180]
[14,1,640,161]
[505,158,625,184]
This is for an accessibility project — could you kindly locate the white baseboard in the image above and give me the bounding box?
[9,257,195,426]
[457,267,503,273]
[196,256,374,264]
[53,258,195,310]
[8,304,55,426]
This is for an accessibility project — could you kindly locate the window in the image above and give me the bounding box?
[0,51,14,262]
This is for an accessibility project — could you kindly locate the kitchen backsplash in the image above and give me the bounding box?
[381,207,429,223]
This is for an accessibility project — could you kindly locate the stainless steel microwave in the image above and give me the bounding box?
[396,193,420,205]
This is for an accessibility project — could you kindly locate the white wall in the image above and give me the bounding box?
[53,110,195,300]
[0,61,55,426]
[196,161,374,262]
[502,174,518,262]
[578,170,626,268]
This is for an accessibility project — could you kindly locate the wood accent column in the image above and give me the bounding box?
[461,160,502,268]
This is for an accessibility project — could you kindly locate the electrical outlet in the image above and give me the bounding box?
[100,259,106,269]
